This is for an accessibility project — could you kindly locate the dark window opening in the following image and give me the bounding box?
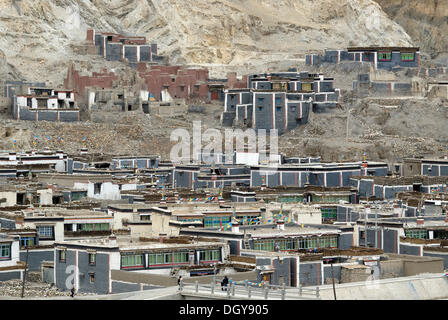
[52,196,63,204]
[16,193,26,205]
[413,183,422,192]
[94,183,102,195]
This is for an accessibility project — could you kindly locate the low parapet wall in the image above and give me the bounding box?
[318,273,448,300]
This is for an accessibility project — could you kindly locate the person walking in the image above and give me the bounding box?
[177,276,183,290]
[221,276,229,291]
[70,286,76,298]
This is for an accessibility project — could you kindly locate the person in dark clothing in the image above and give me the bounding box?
[221,276,229,291]
[177,276,183,288]
[70,286,76,298]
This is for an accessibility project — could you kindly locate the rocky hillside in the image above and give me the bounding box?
[0,0,414,83]
[373,0,448,62]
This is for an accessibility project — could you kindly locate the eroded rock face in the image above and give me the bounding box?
[373,0,448,60]
[0,0,413,81]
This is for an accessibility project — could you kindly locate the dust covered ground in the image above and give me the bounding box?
[1,92,447,163]
[279,95,448,163]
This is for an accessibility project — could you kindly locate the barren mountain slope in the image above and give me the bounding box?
[0,0,414,82]
[373,0,448,61]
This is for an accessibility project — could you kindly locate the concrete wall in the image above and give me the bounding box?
[340,265,371,283]
[318,274,448,300]
[380,259,404,279]
[0,191,16,207]
[323,264,342,284]
[299,261,323,286]
[399,243,423,256]
[423,251,448,269]
[0,270,22,281]
[77,251,110,294]
[403,259,444,276]
[55,249,111,294]
[338,233,353,250]
[20,249,54,271]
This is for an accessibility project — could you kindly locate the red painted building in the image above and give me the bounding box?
[138,64,210,100]
[64,64,119,100]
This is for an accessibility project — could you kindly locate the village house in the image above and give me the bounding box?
[53,234,230,294]
[0,150,69,178]
[86,29,160,64]
[355,215,448,268]
[250,161,388,188]
[0,232,23,281]
[306,47,421,71]
[221,72,340,135]
[12,87,79,122]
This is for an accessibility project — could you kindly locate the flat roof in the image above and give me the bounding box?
[347,47,420,52]
[243,224,342,238]
[58,236,225,250]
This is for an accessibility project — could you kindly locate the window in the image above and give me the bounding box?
[203,216,230,228]
[89,273,95,284]
[173,252,189,264]
[198,249,221,262]
[278,239,298,251]
[258,97,265,103]
[276,106,282,112]
[405,229,427,239]
[291,106,296,112]
[94,183,102,195]
[20,237,35,247]
[147,252,189,266]
[121,254,144,268]
[77,223,109,232]
[89,253,96,265]
[321,208,337,220]
[0,244,11,260]
[37,226,54,239]
[275,97,282,104]
[254,239,274,251]
[378,52,391,61]
[59,249,66,262]
[302,83,312,92]
[258,106,263,111]
[401,52,415,61]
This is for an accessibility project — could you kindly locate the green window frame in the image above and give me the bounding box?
[173,252,189,264]
[321,208,337,219]
[254,239,275,251]
[0,244,10,259]
[401,52,415,61]
[405,229,427,239]
[199,249,221,262]
[121,254,144,268]
[378,52,391,61]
